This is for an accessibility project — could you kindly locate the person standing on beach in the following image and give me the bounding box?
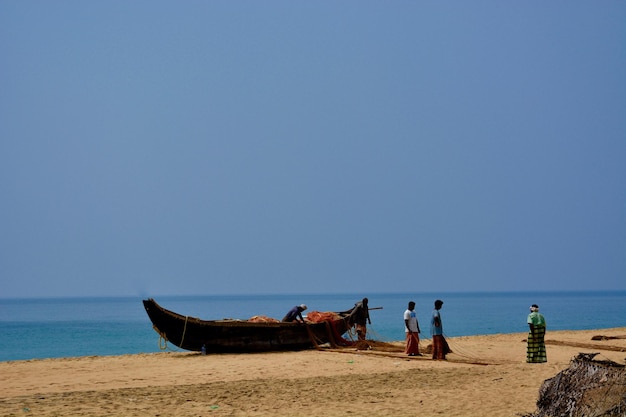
[431,299,449,360]
[404,301,421,356]
[282,304,307,323]
[526,304,547,363]
[351,298,371,340]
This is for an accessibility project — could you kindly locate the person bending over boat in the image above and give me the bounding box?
[282,304,307,323]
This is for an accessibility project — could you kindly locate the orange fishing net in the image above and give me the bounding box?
[247,316,280,323]
[305,311,341,322]
[306,311,354,347]
[246,311,354,347]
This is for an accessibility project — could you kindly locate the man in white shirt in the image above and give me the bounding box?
[404,301,421,356]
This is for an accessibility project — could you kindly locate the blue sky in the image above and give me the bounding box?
[1,2,624,298]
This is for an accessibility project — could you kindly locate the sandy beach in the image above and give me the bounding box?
[1,327,625,417]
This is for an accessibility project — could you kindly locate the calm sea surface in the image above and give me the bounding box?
[1,291,624,362]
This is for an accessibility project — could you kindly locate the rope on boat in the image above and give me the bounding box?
[180,315,189,347]
[153,325,169,351]
[151,316,189,353]
[305,324,323,350]
[324,321,338,348]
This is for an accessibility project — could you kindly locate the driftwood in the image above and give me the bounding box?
[522,353,626,417]
[592,335,626,341]
[544,339,626,352]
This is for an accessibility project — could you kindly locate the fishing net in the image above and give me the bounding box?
[246,311,358,348]
[306,311,342,322]
[523,353,626,417]
[247,316,280,323]
[306,311,354,347]
[353,340,404,352]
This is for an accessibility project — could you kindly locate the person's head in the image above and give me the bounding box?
[299,304,307,311]
[434,299,444,310]
[362,298,368,306]
[530,304,539,312]
[408,301,415,310]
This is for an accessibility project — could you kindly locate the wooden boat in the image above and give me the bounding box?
[143,298,357,353]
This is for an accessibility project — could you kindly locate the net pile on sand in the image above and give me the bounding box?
[524,352,626,417]
[353,340,404,352]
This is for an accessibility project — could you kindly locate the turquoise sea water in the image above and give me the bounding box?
[1,291,625,362]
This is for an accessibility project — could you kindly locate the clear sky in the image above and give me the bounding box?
[1,2,624,298]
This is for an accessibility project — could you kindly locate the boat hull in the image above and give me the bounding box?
[143,298,353,353]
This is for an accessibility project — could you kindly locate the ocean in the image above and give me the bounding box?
[1,291,625,362]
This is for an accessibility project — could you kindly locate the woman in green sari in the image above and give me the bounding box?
[526,304,547,363]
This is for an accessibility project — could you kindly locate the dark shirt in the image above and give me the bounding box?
[352,301,370,325]
[282,306,304,322]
